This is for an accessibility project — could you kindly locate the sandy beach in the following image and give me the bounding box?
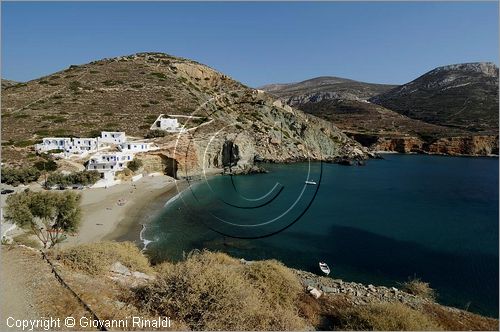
[64,175,184,246]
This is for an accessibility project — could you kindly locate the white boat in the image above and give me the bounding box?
[319,262,331,275]
[305,180,317,185]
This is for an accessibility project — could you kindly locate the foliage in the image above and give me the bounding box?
[144,129,165,138]
[1,167,41,186]
[54,241,153,276]
[134,250,307,330]
[127,159,143,172]
[46,170,100,187]
[333,302,442,331]
[34,159,58,172]
[400,277,436,300]
[4,191,81,248]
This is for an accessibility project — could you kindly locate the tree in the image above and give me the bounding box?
[5,191,82,248]
[34,159,58,172]
[45,170,100,187]
[127,159,143,172]
[1,167,41,186]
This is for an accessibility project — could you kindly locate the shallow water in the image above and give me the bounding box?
[144,154,499,317]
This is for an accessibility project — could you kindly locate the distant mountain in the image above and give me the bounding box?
[370,62,499,132]
[260,76,396,105]
[262,63,499,156]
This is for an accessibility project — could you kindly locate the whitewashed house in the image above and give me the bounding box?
[100,131,126,144]
[36,138,72,152]
[118,141,158,153]
[150,114,185,132]
[87,152,134,180]
[36,137,99,157]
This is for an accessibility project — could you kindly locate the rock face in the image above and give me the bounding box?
[348,133,499,156]
[262,63,499,156]
[1,52,369,170]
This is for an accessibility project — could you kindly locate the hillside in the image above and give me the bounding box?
[1,52,368,171]
[1,79,18,88]
[370,62,499,132]
[262,64,499,156]
[260,76,396,105]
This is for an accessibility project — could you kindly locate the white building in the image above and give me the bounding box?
[36,137,99,157]
[118,141,158,153]
[100,131,126,144]
[87,152,134,180]
[150,114,185,132]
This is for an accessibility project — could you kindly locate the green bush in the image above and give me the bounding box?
[1,167,41,186]
[34,159,58,172]
[46,170,100,187]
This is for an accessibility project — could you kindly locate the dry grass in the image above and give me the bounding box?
[13,232,42,249]
[400,277,436,300]
[333,302,442,331]
[134,250,308,330]
[53,241,153,276]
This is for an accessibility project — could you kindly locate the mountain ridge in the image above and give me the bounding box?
[262,62,499,156]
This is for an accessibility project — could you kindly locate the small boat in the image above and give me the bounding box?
[319,262,331,275]
[305,180,317,185]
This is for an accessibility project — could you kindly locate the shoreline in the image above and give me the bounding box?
[64,175,185,247]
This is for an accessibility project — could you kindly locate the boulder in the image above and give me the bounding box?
[110,261,131,276]
[308,287,322,299]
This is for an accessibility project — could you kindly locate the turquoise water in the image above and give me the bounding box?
[144,154,499,317]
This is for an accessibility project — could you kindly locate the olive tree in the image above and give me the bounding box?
[5,191,82,248]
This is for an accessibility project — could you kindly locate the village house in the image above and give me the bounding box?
[118,141,158,153]
[36,137,99,157]
[86,152,134,180]
[100,131,127,144]
[150,114,186,132]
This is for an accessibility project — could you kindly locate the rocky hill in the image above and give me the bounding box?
[370,62,499,132]
[1,79,18,88]
[262,64,499,156]
[1,53,368,172]
[261,76,395,106]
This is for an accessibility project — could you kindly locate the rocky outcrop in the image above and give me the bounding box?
[348,133,499,156]
[294,269,430,309]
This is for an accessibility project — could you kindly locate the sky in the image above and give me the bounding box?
[1,1,498,87]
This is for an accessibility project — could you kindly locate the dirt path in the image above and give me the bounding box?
[0,247,40,330]
[0,246,87,331]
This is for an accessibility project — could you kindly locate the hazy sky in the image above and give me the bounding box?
[2,1,498,87]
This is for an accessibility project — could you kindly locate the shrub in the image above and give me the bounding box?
[68,81,81,91]
[5,191,81,248]
[333,302,442,331]
[144,130,165,138]
[54,241,153,276]
[1,167,41,186]
[127,159,143,172]
[400,277,436,300]
[134,250,307,330]
[46,170,100,187]
[150,72,167,79]
[34,159,58,172]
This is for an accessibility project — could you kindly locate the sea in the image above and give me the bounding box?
[142,154,499,317]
